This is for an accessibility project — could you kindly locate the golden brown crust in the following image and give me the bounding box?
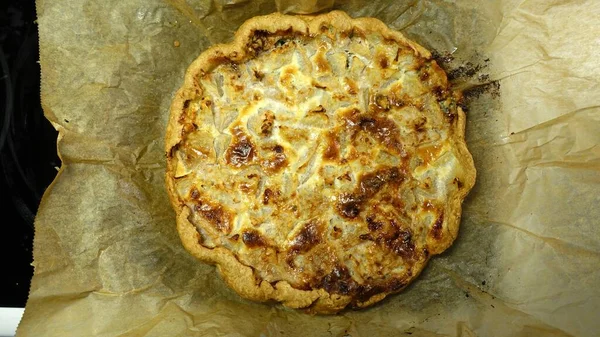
[165,11,476,314]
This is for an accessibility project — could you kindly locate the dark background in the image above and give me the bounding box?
[1,0,60,307]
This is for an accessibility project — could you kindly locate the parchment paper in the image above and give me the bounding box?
[18,0,600,336]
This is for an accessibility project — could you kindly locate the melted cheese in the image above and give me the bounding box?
[171,28,469,298]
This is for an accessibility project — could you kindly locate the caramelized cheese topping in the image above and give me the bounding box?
[169,18,473,308]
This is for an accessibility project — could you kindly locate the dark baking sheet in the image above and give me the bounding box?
[0,0,59,308]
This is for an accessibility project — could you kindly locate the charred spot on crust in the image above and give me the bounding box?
[336,167,404,219]
[190,188,200,200]
[431,212,444,239]
[225,127,256,167]
[314,52,331,73]
[359,233,372,240]
[366,215,384,231]
[422,200,435,211]
[337,193,363,219]
[316,265,357,295]
[290,220,322,253]
[260,110,275,137]
[360,167,403,195]
[373,94,391,111]
[378,55,389,69]
[381,223,415,259]
[433,86,449,100]
[253,69,264,81]
[286,221,322,267]
[413,116,427,132]
[247,30,269,54]
[453,177,464,189]
[261,147,287,174]
[242,230,267,248]
[337,172,352,181]
[309,105,326,113]
[230,234,240,241]
[193,202,233,234]
[263,188,274,205]
[439,100,457,124]
[363,220,415,259]
[323,132,340,161]
[182,100,190,110]
[355,114,405,154]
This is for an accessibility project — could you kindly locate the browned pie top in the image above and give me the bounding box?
[165,11,475,313]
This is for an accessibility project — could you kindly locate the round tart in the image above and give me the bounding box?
[165,11,475,313]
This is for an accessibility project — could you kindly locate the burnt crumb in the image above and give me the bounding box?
[183,100,190,109]
[447,62,485,81]
[465,292,470,298]
[431,50,454,65]
[463,80,501,100]
[273,145,284,153]
[482,280,487,286]
[242,230,267,248]
[478,73,490,82]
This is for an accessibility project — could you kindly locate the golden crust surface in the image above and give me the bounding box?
[165,11,476,313]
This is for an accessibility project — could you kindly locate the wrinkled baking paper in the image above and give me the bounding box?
[18,0,600,336]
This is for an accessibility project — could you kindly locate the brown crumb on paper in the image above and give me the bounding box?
[173,40,181,47]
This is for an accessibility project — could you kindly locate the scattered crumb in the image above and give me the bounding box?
[173,40,181,47]
[431,50,454,65]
